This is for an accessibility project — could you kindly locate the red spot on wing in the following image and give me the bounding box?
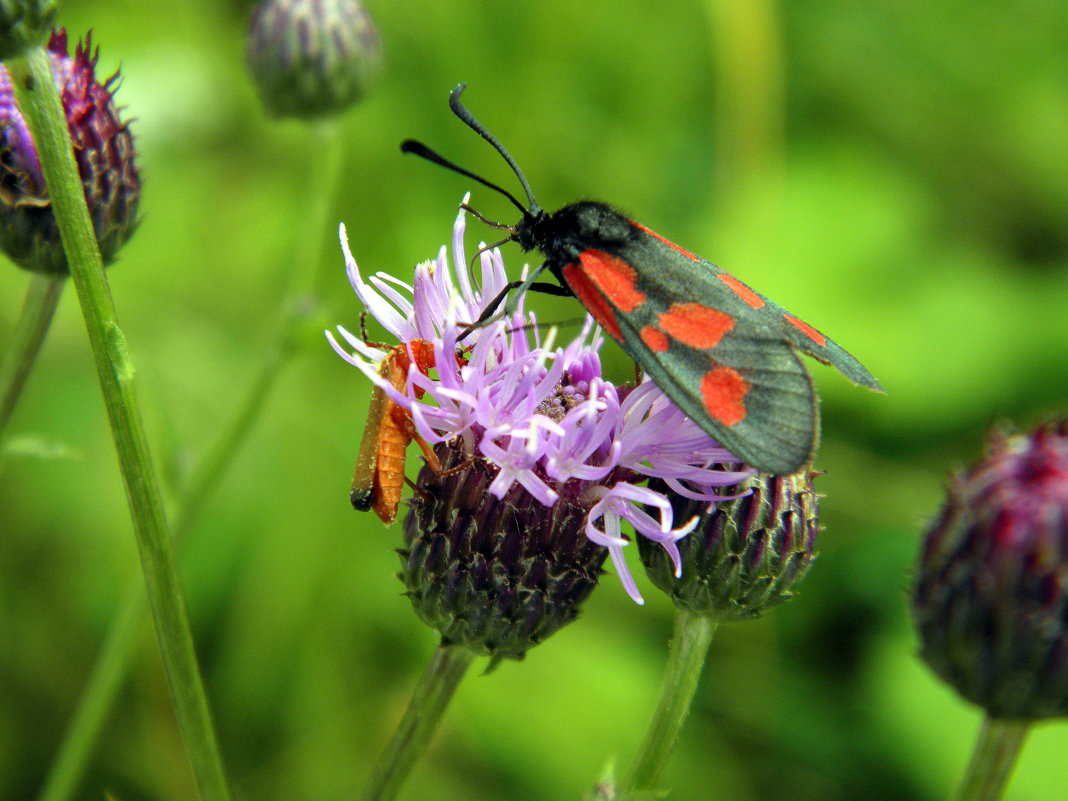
[562,262,624,342]
[658,303,735,349]
[630,221,699,261]
[717,274,765,309]
[640,325,670,352]
[577,249,646,312]
[701,366,749,427]
[784,314,827,347]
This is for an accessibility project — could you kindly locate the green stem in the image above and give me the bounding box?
[621,609,718,794]
[8,47,231,801]
[35,343,291,801]
[0,274,64,439]
[705,0,785,207]
[36,119,348,801]
[950,717,1030,801]
[302,119,346,298]
[363,644,476,801]
[35,580,146,801]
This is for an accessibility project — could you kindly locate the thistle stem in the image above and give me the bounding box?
[706,0,785,198]
[34,348,284,801]
[35,119,346,801]
[621,609,718,794]
[0,274,63,440]
[362,643,476,801]
[303,119,346,297]
[7,47,231,801]
[950,717,1030,801]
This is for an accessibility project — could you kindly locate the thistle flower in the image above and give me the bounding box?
[327,197,748,656]
[247,0,381,119]
[639,470,819,619]
[0,29,140,276]
[913,422,1068,719]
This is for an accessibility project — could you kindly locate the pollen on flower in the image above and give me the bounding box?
[327,195,746,609]
[535,383,588,423]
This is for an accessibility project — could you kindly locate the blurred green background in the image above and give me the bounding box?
[3,1,1068,799]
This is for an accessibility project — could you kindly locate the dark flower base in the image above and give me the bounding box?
[400,443,607,665]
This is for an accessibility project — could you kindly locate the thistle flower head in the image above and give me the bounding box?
[639,470,819,619]
[247,0,381,119]
[328,196,748,639]
[0,29,140,275]
[913,421,1068,719]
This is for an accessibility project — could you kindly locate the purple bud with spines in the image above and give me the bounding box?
[0,0,59,59]
[913,421,1068,720]
[0,29,140,276]
[401,444,608,667]
[247,0,381,119]
[639,471,820,620]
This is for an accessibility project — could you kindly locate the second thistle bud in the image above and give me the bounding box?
[913,422,1068,720]
[247,0,381,119]
[639,471,820,620]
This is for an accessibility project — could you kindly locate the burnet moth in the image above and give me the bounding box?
[401,84,884,475]
[350,338,441,525]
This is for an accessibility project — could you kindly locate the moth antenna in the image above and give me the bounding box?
[401,139,528,216]
[448,83,540,212]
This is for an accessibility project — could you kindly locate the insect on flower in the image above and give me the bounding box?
[350,335,469,525]
[401,84,884,475]
[350,337,435,523]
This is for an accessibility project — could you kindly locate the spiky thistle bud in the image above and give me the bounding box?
[247,0,381,119]
[913,422,1068,720]
[0,0,58,59]
[639,470,820,620]
[0,30,140,276]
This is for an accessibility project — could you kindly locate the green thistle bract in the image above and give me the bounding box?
[639,471,820,620]
[247,0,381,119]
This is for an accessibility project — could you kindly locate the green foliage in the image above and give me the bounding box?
[3,0,1068,799]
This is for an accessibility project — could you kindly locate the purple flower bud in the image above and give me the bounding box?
[0,0,59,59]
[0,29,140,275]
[639,470,820,619]
[913,422,1068,719]
[247,0,381,119]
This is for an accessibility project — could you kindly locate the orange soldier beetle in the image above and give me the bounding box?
[350,331,469,524]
